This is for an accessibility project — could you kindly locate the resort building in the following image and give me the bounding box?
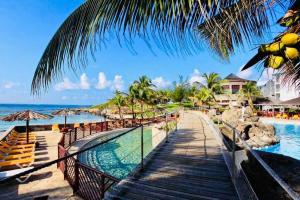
[216,73,256,106]
[259,73,300,102]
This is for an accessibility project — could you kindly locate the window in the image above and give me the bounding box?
[276,93,280,100]
[276,84,280,91]
[231,85,240,94]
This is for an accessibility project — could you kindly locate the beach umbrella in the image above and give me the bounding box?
[1,110,53,143]
[52,109,77,127]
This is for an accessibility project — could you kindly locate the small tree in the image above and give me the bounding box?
[240,82,261,111]
[109,91,126,119]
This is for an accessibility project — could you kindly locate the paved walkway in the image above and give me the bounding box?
[0,131,74,200]
[106,111,239,199]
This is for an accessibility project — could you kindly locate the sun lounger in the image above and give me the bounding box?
[7,137,36,144]
[292,115,300,120]
[0,166,34,183]
[0,152,33,160]
[282,114,289,119]
[11,132,35,137]
[9,133,36,139]
[52,124,60,132]
[0,141,35,149]
[275,114,281,118]
[0,154,34,168]
[0,146,33,154]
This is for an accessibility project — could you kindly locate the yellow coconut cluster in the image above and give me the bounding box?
[259,33,300,69]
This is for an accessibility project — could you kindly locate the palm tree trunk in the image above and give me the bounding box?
[141,102,144,120]
[248,94,254,112]
[118,107,122,119]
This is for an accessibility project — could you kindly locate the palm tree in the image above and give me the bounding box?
[171,76,189,103]
[202,72,224,100]
[109,91,126,119]
[31,1,289,94]
[188,86,199,106]
[239,82,261,111]
[196,87,213,106]
[131,76,154,119]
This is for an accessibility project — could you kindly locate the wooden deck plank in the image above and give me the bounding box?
[106,111,239,200]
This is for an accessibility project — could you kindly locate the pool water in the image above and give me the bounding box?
[259,123,300,160]
[79,127,153,179]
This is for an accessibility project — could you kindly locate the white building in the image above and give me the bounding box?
[260,73,300,102]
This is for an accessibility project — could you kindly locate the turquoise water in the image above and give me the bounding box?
[79,127,153,179]
[259,123,300,160]
[0,104,104,132]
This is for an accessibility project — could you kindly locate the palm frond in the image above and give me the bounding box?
[32,0,290,94]
[197,0,288,59]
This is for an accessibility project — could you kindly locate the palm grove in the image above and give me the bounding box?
[97,73,261,119]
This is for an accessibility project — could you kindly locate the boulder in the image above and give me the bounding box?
[221,107,279,148]
[238,122,278,148]
[221,108,242,128]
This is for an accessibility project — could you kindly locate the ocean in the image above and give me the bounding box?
[0,104,104,132]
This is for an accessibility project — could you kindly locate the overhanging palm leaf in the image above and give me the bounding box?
[31,0,289,94]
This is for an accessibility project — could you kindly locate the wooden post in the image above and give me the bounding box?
[101,122,103,132]
[74,128,77,141]
[69,130,72,146]
[74,159,79,194]
[64,155,67,180]
[100,174,105,199]
[89,123,92,135]
[64,115,67,128]
[105,121,108,131]
[26,120,29,144]
[123,119,125,128]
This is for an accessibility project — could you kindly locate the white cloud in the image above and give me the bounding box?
[2,81,19,89]
[95,72,111,89]
[95,72,124,91]
[152,77,171,89]
[55,78,77,91]
[189,69,205,85]
[55,73,90,91]
[79,73,90,89]
[237,65,253,79]
[111,75,124,91]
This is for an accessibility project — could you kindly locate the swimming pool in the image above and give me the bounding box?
[259,123,300,160]
[78,127,159,179]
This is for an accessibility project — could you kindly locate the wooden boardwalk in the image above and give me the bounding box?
[106,111,239,200]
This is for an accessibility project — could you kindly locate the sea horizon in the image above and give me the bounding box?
[0,103,103,132]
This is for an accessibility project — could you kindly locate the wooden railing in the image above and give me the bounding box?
[56,114,177,199]
[0,113,178,200]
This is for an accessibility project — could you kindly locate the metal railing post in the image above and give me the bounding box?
[232,128,236,182]
[141,125,144,171]
[165,113,169,143]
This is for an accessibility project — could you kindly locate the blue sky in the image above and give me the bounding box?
[0,1,283,105]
